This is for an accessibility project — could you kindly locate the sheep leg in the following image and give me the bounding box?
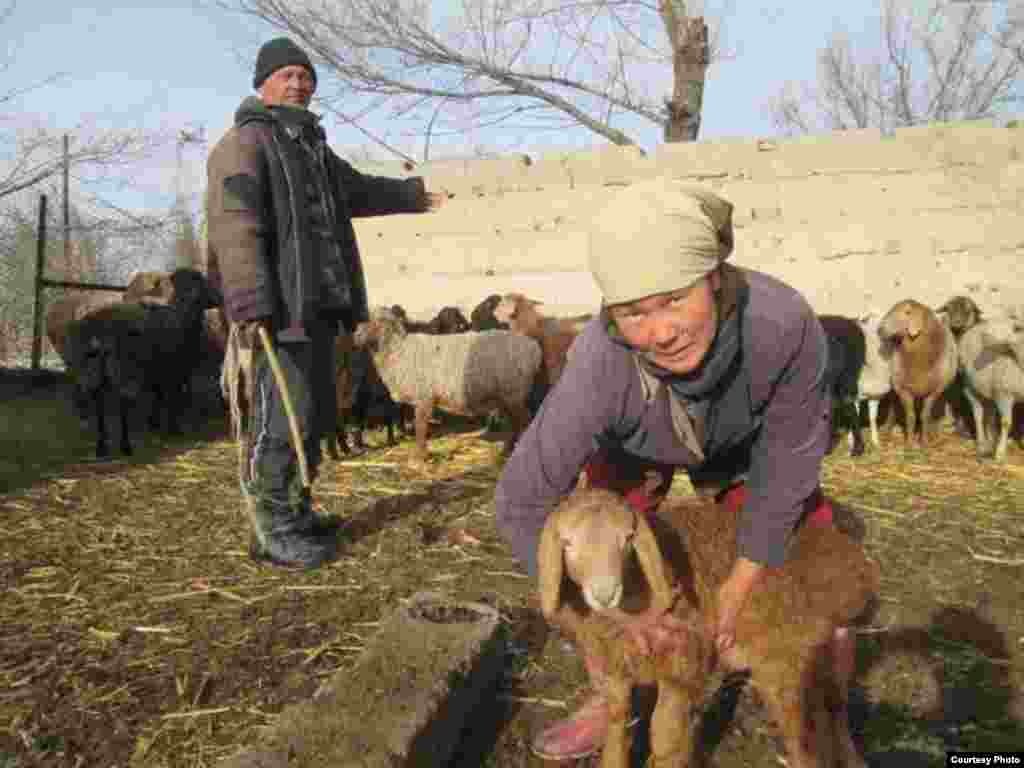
[118,396,133,456]
[964,388,991,457]
[897,391,917,447]
[993,395,1014,462]
[414,399,433,459]
[502,402,532,455]
[93,389,110,459]
[919,392,939,447]
[865,399,881,449]
[648,680,700,768]
[599,676,633,768]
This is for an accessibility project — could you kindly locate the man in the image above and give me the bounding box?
[207,37,443,569]
[494,177,852,760]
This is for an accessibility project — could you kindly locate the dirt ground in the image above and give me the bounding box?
[1,369,1023,768]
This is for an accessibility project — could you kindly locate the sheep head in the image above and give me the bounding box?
[879,298,937,347]
[538,486,677,623]
[936,295,983,338]
[493,293,543,330]
[168,269,221,311]
[353,306,406,352]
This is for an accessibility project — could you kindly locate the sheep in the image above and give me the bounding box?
[325,333,406,458]
[388,304,469,335]
[539,485,879,768]
[469,294,510,331]
[877,299,958,448]
[45,292,126,426]
[492,292,591,396]
[124,271,175,303]
[817,311,893,455]
[352,306,543,459]
[956,318,1024,462]
[64,269,220,457]
[936,295,985,437]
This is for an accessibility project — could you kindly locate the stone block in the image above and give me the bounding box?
[220,592,507,768]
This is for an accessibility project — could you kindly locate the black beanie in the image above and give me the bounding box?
[252,37,317,90]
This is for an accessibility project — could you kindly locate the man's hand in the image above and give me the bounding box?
[423,190,447,211]
[710,557,765,653]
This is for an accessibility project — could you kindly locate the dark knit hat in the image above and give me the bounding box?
[252,37,317,90]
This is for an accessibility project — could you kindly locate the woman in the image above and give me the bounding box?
[494,176,849,761]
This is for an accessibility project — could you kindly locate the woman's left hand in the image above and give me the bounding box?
[711,557,765,653]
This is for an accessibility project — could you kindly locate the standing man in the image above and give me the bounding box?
[207,37,443,569]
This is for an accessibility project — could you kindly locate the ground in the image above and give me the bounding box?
[1,369,1022,768]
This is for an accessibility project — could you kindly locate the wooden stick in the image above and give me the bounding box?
[258,326,311,489]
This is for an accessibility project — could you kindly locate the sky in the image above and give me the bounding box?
[2,0,1020,221]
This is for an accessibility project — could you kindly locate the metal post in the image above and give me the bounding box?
[30,194,49,371]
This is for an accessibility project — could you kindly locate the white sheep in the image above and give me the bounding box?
[352,306,543,459]
[957,318,1024,462]
[539,484,879,768]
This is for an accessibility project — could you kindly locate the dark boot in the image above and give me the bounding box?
[244,482,337,569]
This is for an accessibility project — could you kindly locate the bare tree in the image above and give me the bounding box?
[216,0,730,152]
[769,0,1022,136]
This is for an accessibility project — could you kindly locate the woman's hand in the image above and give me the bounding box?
[711,557,765,653]
[605,590,691,657]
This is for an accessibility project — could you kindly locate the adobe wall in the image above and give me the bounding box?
[350,120,1024,323]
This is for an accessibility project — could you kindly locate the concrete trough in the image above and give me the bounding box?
[221,591,507,768]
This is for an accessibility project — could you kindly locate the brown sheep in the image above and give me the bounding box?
[492,292,591,396]
[877,299,958,447]
[539,486,879,768]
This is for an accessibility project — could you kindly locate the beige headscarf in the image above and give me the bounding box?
[588,176,735,306]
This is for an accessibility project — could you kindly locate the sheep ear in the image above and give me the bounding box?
[632,511,675,614]
[537,513,565,622]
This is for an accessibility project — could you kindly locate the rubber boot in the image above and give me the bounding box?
[531,653,611,761]
[244,481,337,570]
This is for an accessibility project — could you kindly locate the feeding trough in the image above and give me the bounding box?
[222,591,506,768]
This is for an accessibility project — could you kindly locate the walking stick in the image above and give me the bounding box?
[257,325,312,489]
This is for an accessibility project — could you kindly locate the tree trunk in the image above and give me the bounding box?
[661,1,709,143]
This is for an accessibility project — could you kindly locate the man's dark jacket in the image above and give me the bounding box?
[206,96,428,340]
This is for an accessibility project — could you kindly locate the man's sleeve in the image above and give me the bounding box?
[207,128,276,323]
[330,152,429,218]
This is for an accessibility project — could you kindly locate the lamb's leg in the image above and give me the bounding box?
[599,676,632,768]
[829,627,867,768]
[754,671,822,768]
[649,680,700,768]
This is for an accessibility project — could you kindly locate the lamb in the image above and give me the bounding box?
[956,318,1024,462]
[469,294,510,331]
[877,298,958,448]
[64,269,220,457]
[492,292,592,395]
[539,485,879,768]
[818,311,893,455]
[352,306,543,459]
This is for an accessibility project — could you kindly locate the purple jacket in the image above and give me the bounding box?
[494,267,831,578]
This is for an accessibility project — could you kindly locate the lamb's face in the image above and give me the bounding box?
[880,299,931,345]
[559,504,638,612]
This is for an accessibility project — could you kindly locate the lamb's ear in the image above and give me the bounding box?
[632,511,675,614]
[537,513,565,622]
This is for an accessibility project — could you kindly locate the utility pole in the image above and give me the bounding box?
[175,125,206,269]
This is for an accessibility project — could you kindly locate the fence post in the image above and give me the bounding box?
[30,194,48,371]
